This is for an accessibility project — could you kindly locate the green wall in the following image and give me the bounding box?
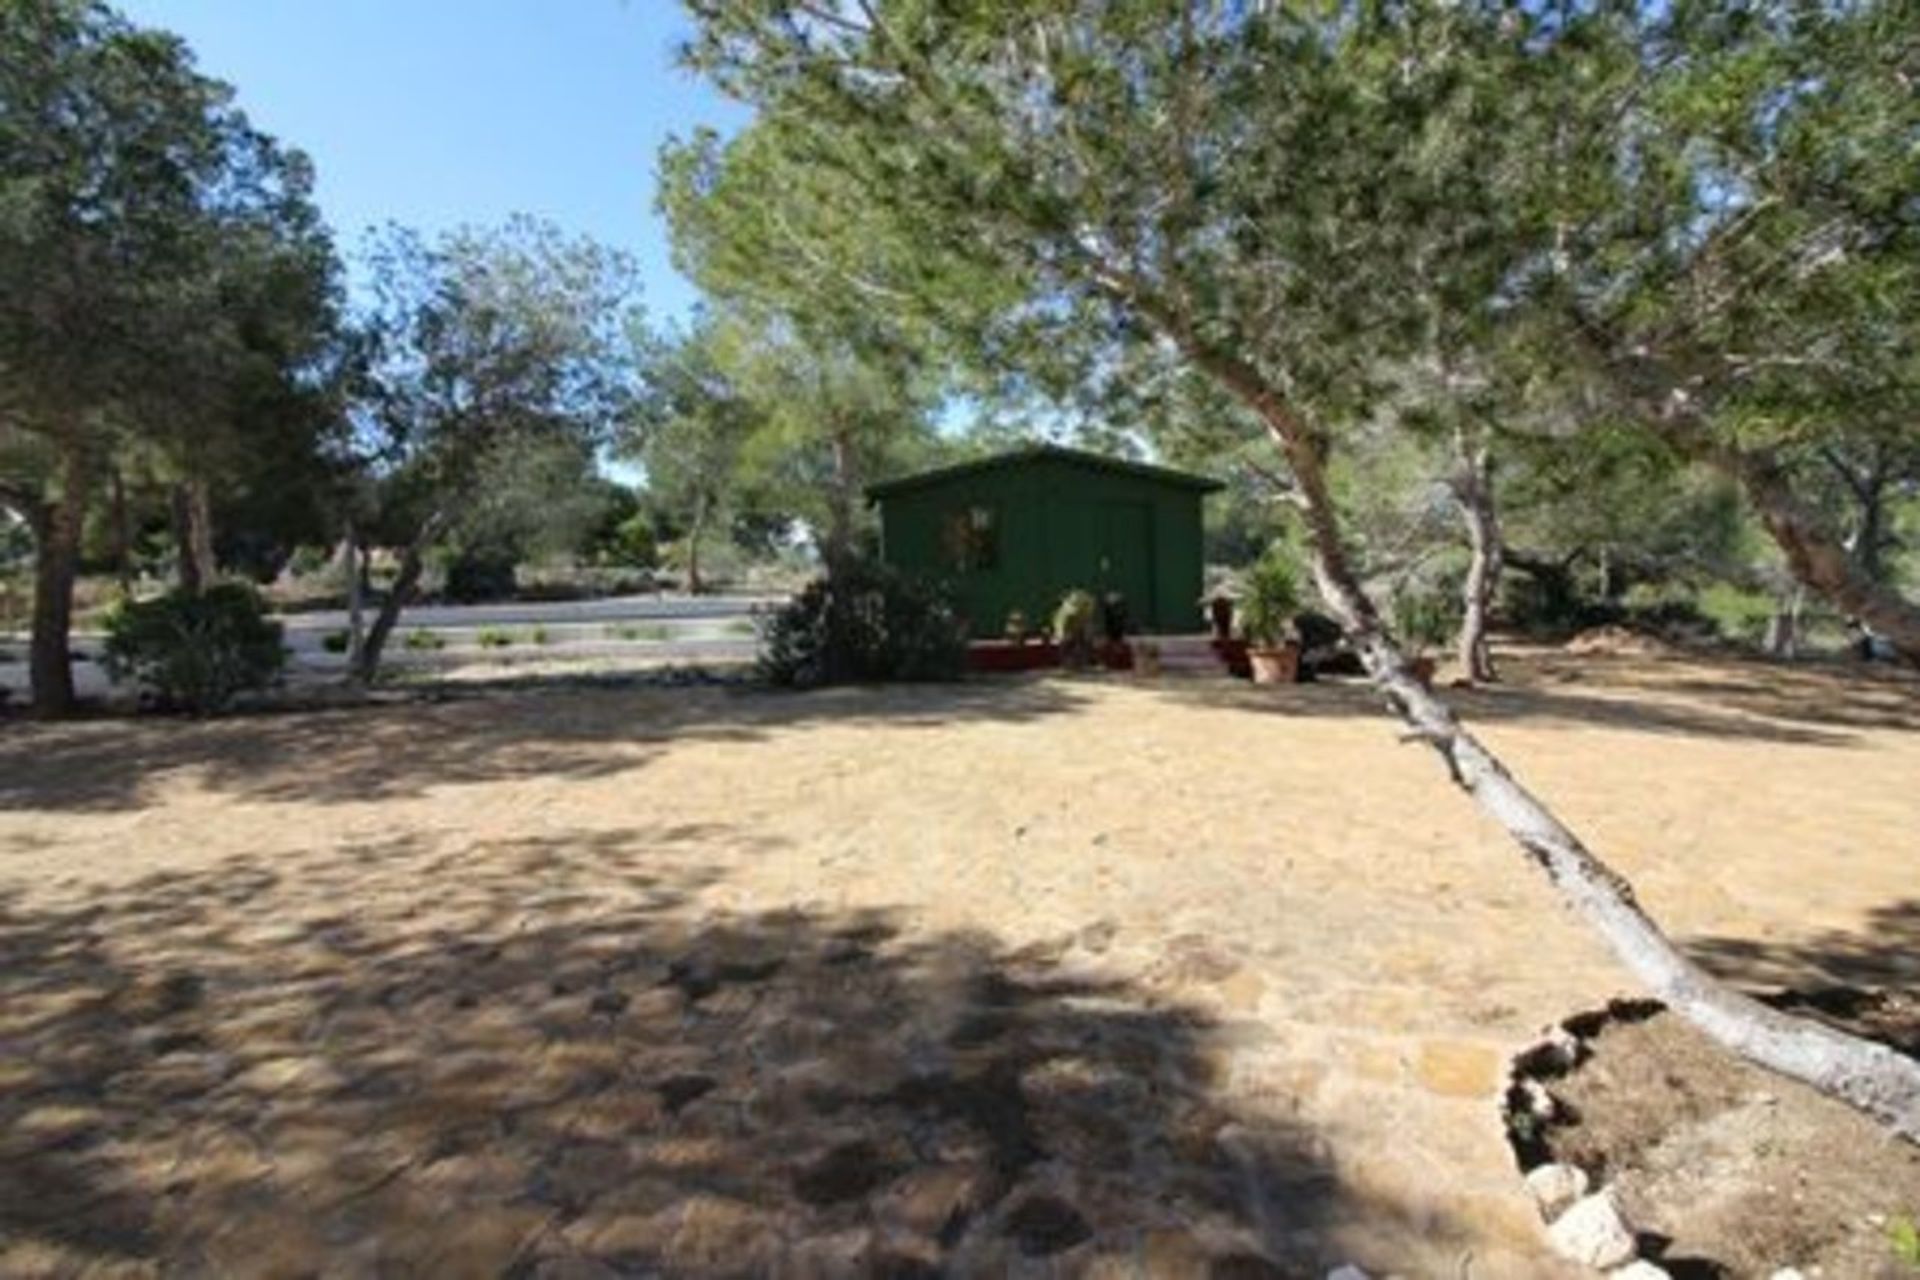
[874,455,1210,637]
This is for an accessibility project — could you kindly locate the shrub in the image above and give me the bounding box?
[1237,551,1303,648]
[758,561,968,687]
[102,584,285,714]
[530,625,551,645]
[1390,585,1458,654]
[476,627,515,649]
[443,547,518,603]
[1052,588,1099,669]
[404,628,445,651]
[602,513,658,569]
[321,629,351,654]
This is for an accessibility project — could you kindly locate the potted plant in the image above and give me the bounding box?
[1053,589,1099,670]
[1237,552,1302,685]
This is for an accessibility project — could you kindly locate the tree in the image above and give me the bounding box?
[0,0,339,714]
[1524,1,1920,664]
[678,1,1920,1135]
[350,220,638,677]
[625,314,762,594]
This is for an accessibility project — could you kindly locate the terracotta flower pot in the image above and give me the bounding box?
[1248,642,1300,685]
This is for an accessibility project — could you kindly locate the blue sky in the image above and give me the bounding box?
[117,0,750,323]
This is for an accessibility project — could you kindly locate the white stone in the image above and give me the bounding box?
[1325,1267,1372,1280]
[1516,1078,1559,1120]
[1523,1161,1590,1217]
[1767,1271,1807,1280]
[1546,1191,1636,1270]
[1610,1262,1670,1279]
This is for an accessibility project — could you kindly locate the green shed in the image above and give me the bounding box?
[867,445,1222,638]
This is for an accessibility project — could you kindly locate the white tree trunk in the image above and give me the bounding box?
[1451,435,1501,684]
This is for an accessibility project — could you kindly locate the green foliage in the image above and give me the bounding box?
[609,623,670,642]
[758,562,967,688]
[1390,587,1458,655]
[102,585,285,714]
[601,512,658,569]
[403,628,444,651]
[1236,552,1303,649]
[1890,1215,1920,1269]
[475,627,514,650]
[529,625,550,646]
[321,629,350,654]
[442,547,518,604]
[1051,589,1099,670]
[1696,584,1777,647]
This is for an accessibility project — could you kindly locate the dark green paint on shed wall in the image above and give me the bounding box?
[867,446,1220,637]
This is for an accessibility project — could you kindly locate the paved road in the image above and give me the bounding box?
[276,593,777,633]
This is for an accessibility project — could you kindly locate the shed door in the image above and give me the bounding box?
[1098,501,1155,626]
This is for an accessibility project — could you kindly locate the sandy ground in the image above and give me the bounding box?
[1,649,1916,1277]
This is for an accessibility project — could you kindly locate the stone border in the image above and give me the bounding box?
[1500,999,1677,1279]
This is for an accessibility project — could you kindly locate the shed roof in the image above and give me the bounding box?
[865,444,1224,501]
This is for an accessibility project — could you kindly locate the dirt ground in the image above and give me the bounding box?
[1,648,1916,1277]
[1542,1000,1920,1279]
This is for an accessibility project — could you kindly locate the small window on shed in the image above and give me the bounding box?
[942,505,999,572]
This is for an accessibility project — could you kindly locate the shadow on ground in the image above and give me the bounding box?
[0,680,1090,815]
[1150,649,1919,748]
[0,827,1467,1277]
[1689,899,1920,996]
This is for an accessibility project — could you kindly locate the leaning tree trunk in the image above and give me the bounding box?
[1451,435,1501,684]
[29,444,90,718]
[1732,450,1920,669]
[353,513,442,683]
[1645,416,1920,669]
[1171,328,1920,1139]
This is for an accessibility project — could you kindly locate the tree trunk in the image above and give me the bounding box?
[169,483,218,598]
[1451,436,1501,684]
[354,514,441,683]
[1730,449,1920,669]
[171,477,216,595]
[1166,326,1920,1139]
[1764,587,1803,660]
[29,444,89,718]
[1643,415,1920,668]
[685,493,708,596]
[825,429,858,579]
[343,517,366,673]
[110,468,133,595]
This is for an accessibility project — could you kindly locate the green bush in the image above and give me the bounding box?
[530,625,551,645]
[404,628,445,651]
[1236,551,1303,648]
[1052,588,1099,669]
[443,547,518,603]
[321,629,351,654]
[759,561,968,687]
[1390,585,1459,653]
[602,513,658,569]
[476,627,515,649]
[103,585,285,714]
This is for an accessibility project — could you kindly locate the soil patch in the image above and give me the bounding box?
[1536,995,1920,1278]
